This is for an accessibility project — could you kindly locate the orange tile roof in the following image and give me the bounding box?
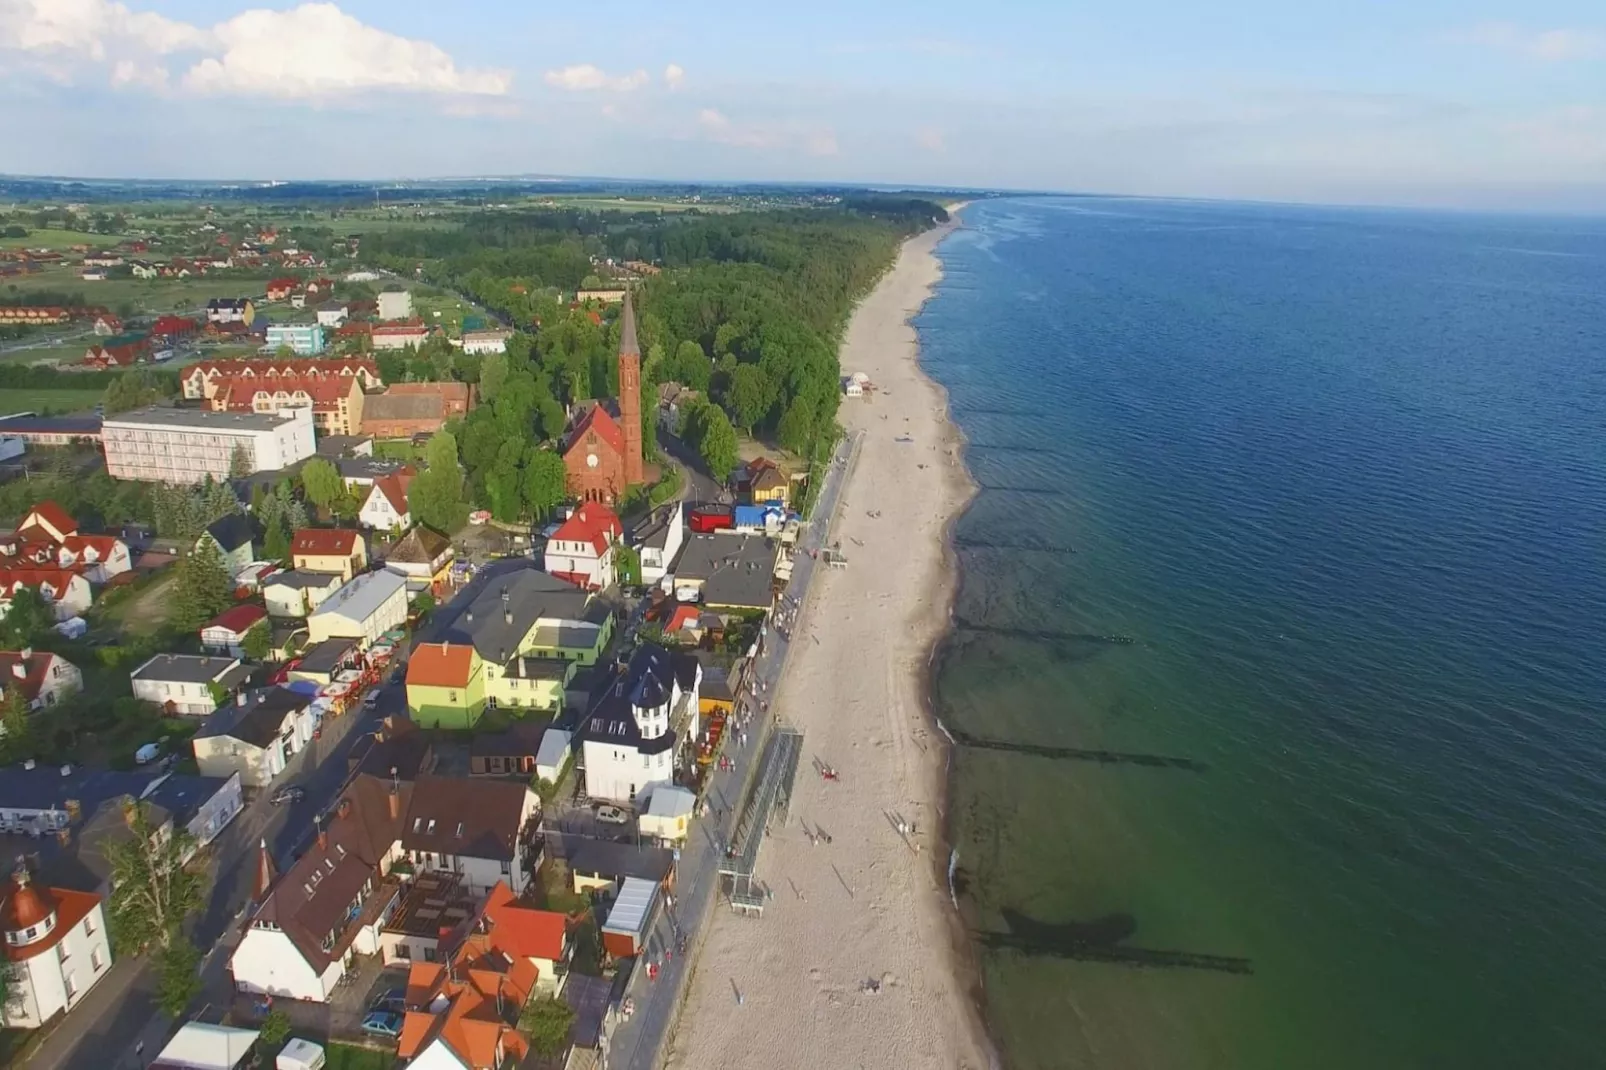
[291,527,361,557]
[481,882,567,962]
[17,501,77,539]
[407,642,474,689]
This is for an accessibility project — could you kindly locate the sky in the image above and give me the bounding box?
[0,0,1603,210]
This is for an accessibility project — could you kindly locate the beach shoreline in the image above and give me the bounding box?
[664,209,991,1069]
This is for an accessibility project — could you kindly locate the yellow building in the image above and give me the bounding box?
[290,527,368,582]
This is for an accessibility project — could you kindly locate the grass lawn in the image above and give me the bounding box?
[372,439,423,461]
[0,228,127,251]
[325,1043,394,1070]
[2,265,279,316]
[0,387,104,413]
[95,573,176,636]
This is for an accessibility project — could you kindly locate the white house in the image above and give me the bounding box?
[198,515,257,580]
[315,302,348,328]
[376,290,413,321]
[0,568,93,621]
[544,501,621,592]
[357,471,412,532]
[459,328,511,354]
[201,604,268,657]
[0,867,113,1028]
[130,653,248,716]
[306,570,407,648]
[103,406,316,483]
[1,506,132,586]
[0,651,81,714]
[399,774,540,895]
[629,504,685,587]
[580,643,701,804]
[192,689,316,788]
[261,571,343,619]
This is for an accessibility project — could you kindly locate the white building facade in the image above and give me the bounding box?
[306,570,408,648]
[130,653,245,716]
[0,870,113,1029]
[376,291,413,321]
[581,645,700,804]
[102,407,316,483]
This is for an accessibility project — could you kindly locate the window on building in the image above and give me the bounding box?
[64,973,77,999]
[91,948,103,971]
[395,944,410,960]
[83,913,94,936]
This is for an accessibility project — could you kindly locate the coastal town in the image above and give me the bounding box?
[0,192,980,1070]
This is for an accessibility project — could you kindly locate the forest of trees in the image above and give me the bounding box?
[358,198,947,514]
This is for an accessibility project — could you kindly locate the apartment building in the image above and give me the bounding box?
[101,406,316,483]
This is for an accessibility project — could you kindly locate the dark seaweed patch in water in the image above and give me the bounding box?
[947,727,1207,772]
[980,908,1253,975]
[954,535,1078,554]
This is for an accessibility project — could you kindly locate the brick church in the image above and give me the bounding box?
[562,293,644,503]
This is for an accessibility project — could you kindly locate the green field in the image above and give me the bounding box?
[0,387,103,414]
[325,1044,392,1070]
[1,265,278,316]
[0,228,128,251]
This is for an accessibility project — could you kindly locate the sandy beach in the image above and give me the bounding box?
[664,214,989,1069]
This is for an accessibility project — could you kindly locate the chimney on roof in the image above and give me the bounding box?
[504,608,512,625]
[388,780,400,820]
[338,797,352,820]
[316,816,328,851]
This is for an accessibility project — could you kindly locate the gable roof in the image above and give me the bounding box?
[400,775,532,862]
[0,566,86,600]
[204,513,254,553]
[406,642,475,690]
[17,501,77,540]
[387,525,450,564]
[362,391,443,423]
[291,527,361,557]
[0,651,67,704]
[565,403,624,459]
[550,501,621,558]
[204,603,267,636]
[367,469,415,517]
[198,687,309,747]
[481,882,566,962]
[442,567,592,662]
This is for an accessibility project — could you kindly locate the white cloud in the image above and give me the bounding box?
[915,126,945,152]
[1452,22,1606,61]
[0,0,510,99]
[664,63,684,90]
[543,63,648,92]
[697,107,838,156]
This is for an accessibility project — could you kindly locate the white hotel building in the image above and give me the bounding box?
[102,406,316,482]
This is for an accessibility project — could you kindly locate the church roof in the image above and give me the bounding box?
[566,403,624,459]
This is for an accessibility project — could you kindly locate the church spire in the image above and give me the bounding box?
[618,290,640,358]
[252,838,276,902]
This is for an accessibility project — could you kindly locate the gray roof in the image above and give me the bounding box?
[203,513,254,554]
[296,637,358,675]
[0,416,101,435]
[499,655,574,681]
[139,773,235,828]
[0,765,154,814]
[309,569,406,625]
[131,653,243,685]
[316,435,372,458]
[104,406,298,433]
[362,392,443,422]
[196,688,312,747]
[674,533,776,609]
[630,503,682,552]
[443,567,593,662]
[335,457,405,483]
[263,569,343,592]
[561,837,674,884]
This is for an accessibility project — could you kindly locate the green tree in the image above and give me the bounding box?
[674,339,712,392]
[519,996,578,1058]
[257,1009,291,1063]
[521,448,568,520]
[408,430,467,531]
[0,688,32,762]
[615,544,641,588]
[724,364,771,431]
[229,442,252,478]
[299,458,343,512]
[776,397,814,454]
[262,516,290,563]
[241,622,272,661]
[696,404,738,483]
[105,802,205,953]
[172,538,235,632]
[157,939,202,1018]
[102,369,169,415]
[0,585,54,648]
[478,350,508,402]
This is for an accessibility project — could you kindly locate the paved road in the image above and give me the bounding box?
[601,431,861,1070]
[657,431,727,506]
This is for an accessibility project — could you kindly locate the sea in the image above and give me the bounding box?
[921,197,1606,1070]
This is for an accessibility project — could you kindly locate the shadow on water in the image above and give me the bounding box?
[979,908,1254,975]
[948,727,1208,772]
[970,484,1069,498]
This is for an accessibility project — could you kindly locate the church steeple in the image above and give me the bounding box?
[618,291,643,487]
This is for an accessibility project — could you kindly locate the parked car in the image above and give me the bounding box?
[363,688,381,709]
[270,786,306,806]
[361,1010,403,1039]
[595,804,629,826]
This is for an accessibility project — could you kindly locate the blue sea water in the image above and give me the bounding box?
[922,198,1606,1069]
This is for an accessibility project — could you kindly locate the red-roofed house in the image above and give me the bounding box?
[91,314,122,336]
[545,502,621,591]
[359,468,415,532]
[370,322,430,351]
[181,357,381,400]
[290,527,368,581]
[395,882,553,1070]
[209,373,366,435]
[0,866,113,1028]
[0,567,92,620]
[0,650,82,711]
[149,315,199,343]
[15,502,76,544]
[201,604,268,655]
[266,277,299,301]
[81,340,146,369]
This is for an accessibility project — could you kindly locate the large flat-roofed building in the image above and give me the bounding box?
[101,406,316,483]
